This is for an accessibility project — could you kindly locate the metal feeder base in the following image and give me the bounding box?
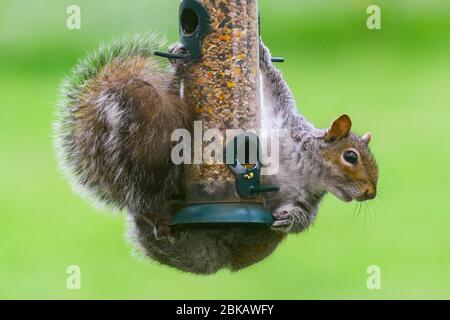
[170,203,274,226]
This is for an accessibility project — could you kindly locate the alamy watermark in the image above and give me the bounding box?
[66,265,81,290]
[171,121,282,175]
[66,5,81,30]
[366,265,382,290]
[367,5,382,30]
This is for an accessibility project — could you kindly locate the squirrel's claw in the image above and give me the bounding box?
[271,221,293,233]
[271,210,293,233]
[140,213,174,242]
[168,43,189,72]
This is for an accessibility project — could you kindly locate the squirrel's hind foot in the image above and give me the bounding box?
[138,212,173,241]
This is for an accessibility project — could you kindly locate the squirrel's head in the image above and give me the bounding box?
[319,114,378,202]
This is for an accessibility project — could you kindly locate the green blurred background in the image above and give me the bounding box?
[1,0,449,299]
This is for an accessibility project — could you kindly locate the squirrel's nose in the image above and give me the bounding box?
[364,187,377,200]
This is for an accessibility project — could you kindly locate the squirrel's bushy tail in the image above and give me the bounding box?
[54,34,191,213]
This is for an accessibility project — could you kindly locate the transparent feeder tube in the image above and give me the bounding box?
[183,0,261,204]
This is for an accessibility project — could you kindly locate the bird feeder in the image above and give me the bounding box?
[156,0,279,225]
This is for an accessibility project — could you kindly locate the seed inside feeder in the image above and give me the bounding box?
[183,0,260,203]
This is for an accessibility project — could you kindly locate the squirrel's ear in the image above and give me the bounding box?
[324,114,352,143]
[362,132,372,144]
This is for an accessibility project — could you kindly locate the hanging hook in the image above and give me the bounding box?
[154,51,191,60]
[271,57,285,63]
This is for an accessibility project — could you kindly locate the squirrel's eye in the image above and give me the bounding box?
[343,150,358,164]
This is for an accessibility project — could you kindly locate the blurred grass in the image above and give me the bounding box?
[0,0,450,299]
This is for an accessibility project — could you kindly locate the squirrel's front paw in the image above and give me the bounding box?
[259,40,272,68]
[271,206,309,234]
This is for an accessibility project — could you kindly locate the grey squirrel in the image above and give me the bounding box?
[55,34,378,274]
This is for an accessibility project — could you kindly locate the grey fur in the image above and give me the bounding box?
[260,40,377,233]
[55,36,378,275]
[259,41,325,233]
